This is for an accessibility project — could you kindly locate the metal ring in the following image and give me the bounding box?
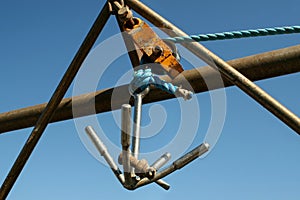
[129,84,150,97]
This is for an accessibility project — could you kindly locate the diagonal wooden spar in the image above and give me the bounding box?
[0,3,111,199]
[125,0,300,134]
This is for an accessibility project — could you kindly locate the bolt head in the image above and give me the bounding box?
[152,45,163,56]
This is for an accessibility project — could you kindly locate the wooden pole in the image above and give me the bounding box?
[0,3,111,199]
[0,45,299,134]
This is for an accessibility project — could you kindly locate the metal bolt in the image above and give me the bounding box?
[152,45,163,56]
[118,154,156,179]
[117,7,135,28]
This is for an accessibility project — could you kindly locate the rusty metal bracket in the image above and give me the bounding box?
[111,1,184,78]
[121,17,184,78]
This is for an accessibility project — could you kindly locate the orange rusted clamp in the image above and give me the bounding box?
[119,14,184,78]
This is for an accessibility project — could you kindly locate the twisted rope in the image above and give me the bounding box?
[130,69,178,94]
[165,25,300,43]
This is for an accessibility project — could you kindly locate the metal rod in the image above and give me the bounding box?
[134,142,210,189]
[85,126,124,185]
[0,3,111,199]
[0,45,300,134]
[125,0,300,134]
[151,152,171,170]
[132,94,143,159]
[121,104,133,187]
[150,152,172,190]
[154,179,170,190]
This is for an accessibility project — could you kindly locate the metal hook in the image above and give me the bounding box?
[128,84,172,190]
[131,91,149,160]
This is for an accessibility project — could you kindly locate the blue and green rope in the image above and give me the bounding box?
[165,25,300,43]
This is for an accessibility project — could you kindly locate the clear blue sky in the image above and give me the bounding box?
[0,0,300,199]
